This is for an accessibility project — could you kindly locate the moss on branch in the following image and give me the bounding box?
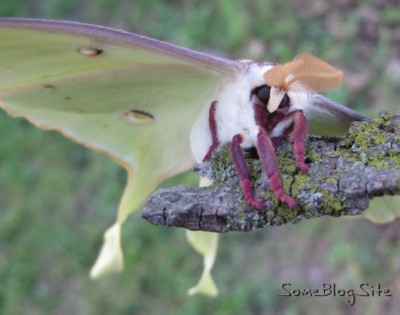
[143,113,400,232]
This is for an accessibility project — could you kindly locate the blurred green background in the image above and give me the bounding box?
[0,0,399,314]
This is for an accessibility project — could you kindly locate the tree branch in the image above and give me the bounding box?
[142,113,400,232]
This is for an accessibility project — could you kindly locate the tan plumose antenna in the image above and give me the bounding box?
[264,53,343,112]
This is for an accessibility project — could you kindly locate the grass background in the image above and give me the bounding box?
[0,0,399,314]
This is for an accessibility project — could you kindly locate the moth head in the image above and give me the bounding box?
[253,84,290,110]
[263,53,343,113]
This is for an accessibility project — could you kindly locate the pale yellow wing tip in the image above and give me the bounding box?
[186,230,219,297]
[186,230,218,256]
[187,273,219,297]
[90,223,124,279]
[361,196,400,224]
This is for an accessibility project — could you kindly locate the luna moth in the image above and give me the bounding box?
[0,18,367,295]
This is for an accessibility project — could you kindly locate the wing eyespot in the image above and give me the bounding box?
[76,47,103,57]
[123,110,155,125]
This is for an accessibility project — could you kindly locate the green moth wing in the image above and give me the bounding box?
[307,94,368,136]
[0,18,242,281]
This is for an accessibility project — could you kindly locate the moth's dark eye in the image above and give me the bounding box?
[279,94,290,108]
[255,85,271,104]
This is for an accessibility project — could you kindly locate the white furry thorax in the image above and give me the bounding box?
[190,63,269,163]
[189,62,311,163]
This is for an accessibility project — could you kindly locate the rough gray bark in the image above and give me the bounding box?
[142,113,400,232]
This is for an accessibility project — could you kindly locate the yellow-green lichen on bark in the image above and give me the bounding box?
[339,113,400,172]
[166,113,399,233]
